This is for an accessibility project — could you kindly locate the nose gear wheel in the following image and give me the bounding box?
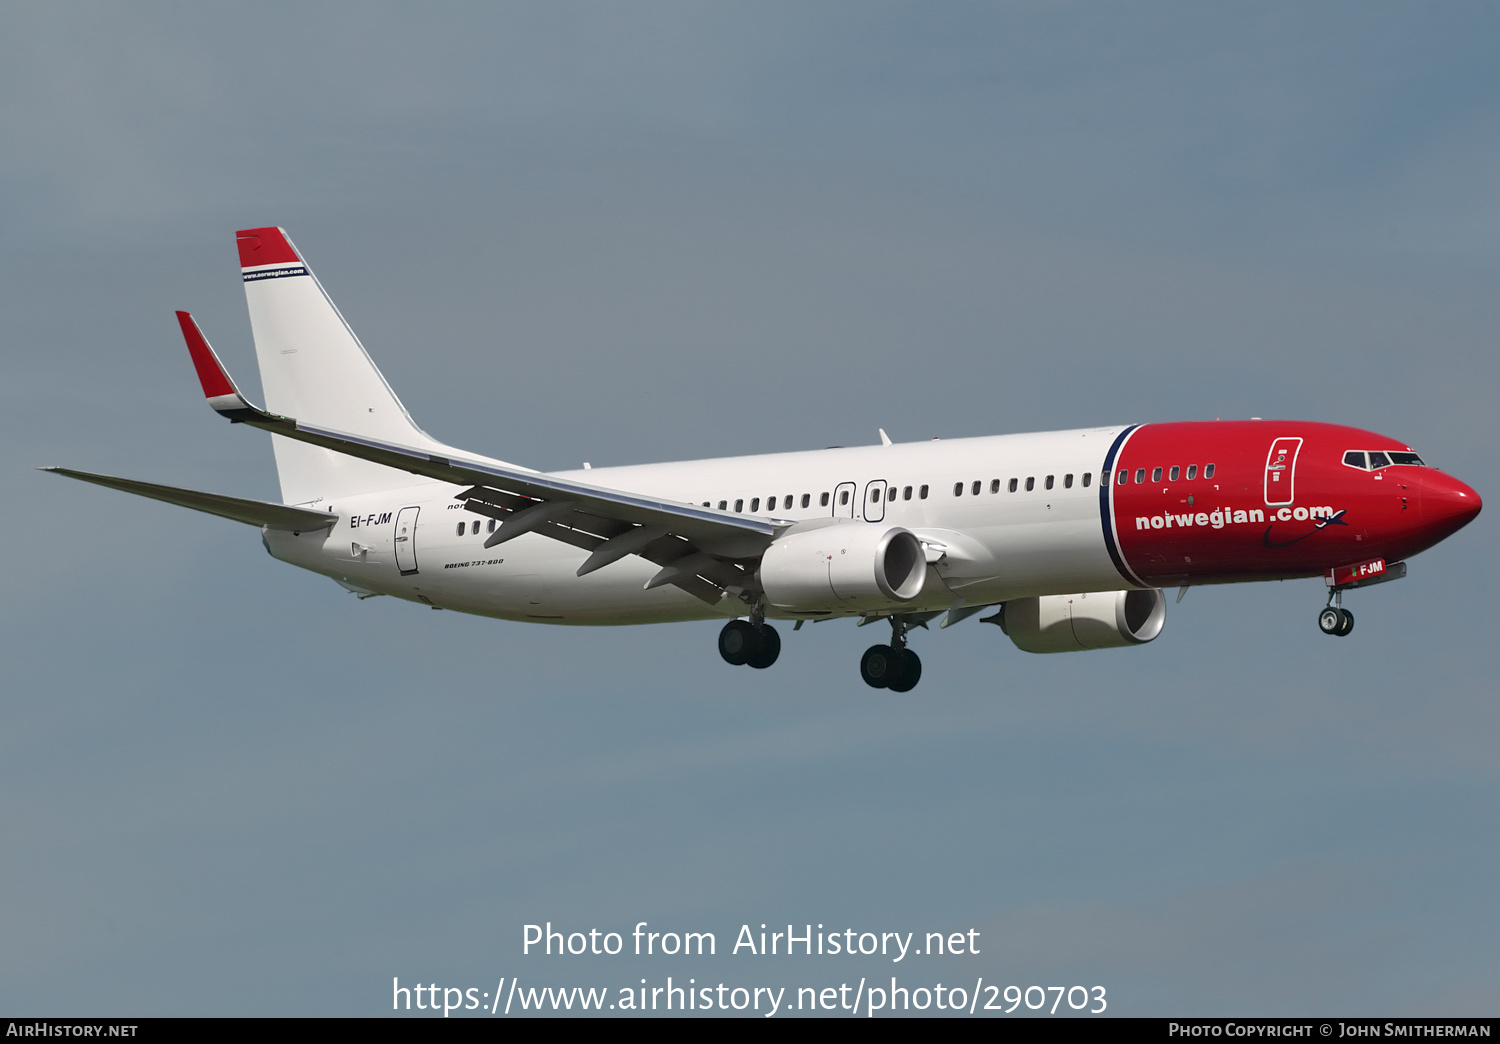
[1317,606,1354,636]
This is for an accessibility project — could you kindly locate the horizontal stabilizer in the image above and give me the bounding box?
[40,468,338,531]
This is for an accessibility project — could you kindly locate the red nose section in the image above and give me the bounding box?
[1420,471,1482,541]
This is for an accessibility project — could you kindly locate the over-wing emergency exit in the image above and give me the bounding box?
[44,227,1482,691]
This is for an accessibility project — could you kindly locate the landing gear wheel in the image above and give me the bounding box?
[1335,609,1354,636]
[745,624,781,668]
[719,620,757,665]
[860,644,897,689]
[1318,607,1344,635]
[887,648,922,692]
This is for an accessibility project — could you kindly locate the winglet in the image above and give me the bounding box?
[175,310,258,421]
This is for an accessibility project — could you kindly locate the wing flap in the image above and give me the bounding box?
[176,310,776,604]
[176,311,776,548]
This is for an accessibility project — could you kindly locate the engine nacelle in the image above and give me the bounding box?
[759,521,927,612]
[996,588,1166,653]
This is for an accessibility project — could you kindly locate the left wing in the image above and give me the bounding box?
[178,311,782,604]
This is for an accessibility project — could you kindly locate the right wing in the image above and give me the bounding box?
[177,311,784,604]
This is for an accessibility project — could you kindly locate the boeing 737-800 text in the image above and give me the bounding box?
[45,227,1482,691]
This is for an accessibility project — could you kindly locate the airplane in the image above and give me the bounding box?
[44,227,1482,692]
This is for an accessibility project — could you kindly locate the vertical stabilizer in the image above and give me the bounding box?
[237,226,446,505]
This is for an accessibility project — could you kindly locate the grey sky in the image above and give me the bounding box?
[2,3,1496,1015]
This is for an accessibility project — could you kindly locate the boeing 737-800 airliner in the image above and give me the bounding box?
[46,227,1482,691]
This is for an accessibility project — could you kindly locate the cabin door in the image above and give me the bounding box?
[394,506,420,575]
[1264,438,1302,506]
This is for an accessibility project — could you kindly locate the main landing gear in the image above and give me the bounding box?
[718,618,781,669]
[861,617,922,692]
[718,612,925,690]
[1317,590,1355,637]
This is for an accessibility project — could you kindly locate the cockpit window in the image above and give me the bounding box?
[1343,449,1426,470]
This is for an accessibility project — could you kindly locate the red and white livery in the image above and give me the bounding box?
[46,227,1482,691]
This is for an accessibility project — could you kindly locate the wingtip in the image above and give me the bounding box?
[177,310,240,401]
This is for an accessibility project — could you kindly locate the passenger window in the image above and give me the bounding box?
[1152,467,1163,482]
[734,499,744,512]
[1205,464,1215,479]
[1008,478,1018,492]
[1082,472,1092,488]
[990,479,1000,493]
[954,482,963,497]
[456,522,465,536]
[718,500,727,510]
[1118,470,1128,485]
[1025,477,1035,491]
[820,492,829,507]
[488,519,497,532]
[902,486,912,500]
[1187,465,1197,480]
[1343,451,1366,468]
[971,480,981,495]
[750,498,760,512]
[840,490,850,506]
[919,485,929,499]
[1169,466,1179,481]
[1045,475,1054,490]
[1135,469,1146,484]
[1368,451,1391,468]
[801,493,810,508]
[1064,474,1073,488]
[871,489,881,503]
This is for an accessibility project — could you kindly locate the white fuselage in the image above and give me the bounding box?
[265,426,1133,624]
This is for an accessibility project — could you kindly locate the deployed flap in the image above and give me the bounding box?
[179,325,779,551]
[40,467,338,531]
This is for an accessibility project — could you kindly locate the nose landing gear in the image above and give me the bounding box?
[1315,560,1407,637]
[718,615,781,669]
[1317,591,1355,637]
[860,617,923,691]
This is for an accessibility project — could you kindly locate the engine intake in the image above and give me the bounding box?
[760,521,927,612]
[996,588,1166,653]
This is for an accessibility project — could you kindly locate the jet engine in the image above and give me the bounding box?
[759,521,927,612]
[993,588,1166,653]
